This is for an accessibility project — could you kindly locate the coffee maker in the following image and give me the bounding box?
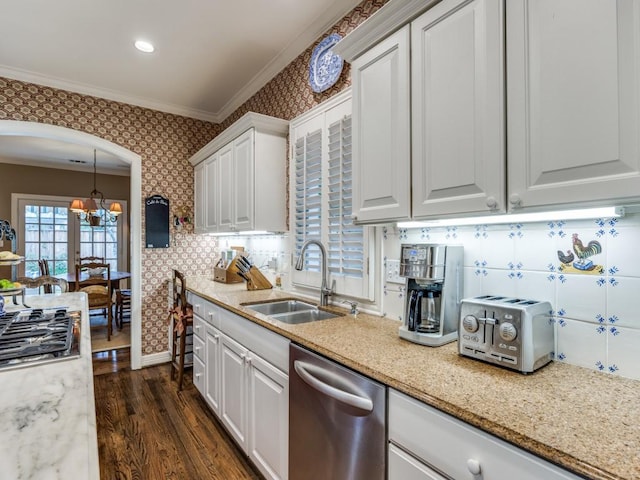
[398,244,463,346]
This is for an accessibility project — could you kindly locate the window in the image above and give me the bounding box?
[14,194,127,277]
[290,91,373,300]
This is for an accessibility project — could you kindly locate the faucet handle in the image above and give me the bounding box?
[342,300,359,316]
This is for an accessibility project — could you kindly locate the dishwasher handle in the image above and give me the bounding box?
[294,360,374,413]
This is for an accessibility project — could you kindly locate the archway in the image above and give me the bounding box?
[0,120,142,369]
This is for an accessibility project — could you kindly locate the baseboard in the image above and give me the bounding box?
[141,351,171,367]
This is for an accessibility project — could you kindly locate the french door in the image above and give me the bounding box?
[13,194,127,278]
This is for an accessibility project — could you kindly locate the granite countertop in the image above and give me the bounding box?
[0,293,99,480]
[186,276,640,480]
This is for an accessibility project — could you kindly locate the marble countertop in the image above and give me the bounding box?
[0,293,99,480]
[186,276,640,480]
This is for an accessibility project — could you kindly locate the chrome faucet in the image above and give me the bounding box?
[295,239,334,306]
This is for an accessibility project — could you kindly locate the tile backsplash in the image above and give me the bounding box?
[382,214,640,381]
[244,213,640,381]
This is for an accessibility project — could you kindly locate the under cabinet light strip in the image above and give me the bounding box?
[396,206,624,229]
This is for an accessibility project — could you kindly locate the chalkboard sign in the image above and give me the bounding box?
[145,195,170,248]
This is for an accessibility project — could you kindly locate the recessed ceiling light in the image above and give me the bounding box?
[134,40,154,53]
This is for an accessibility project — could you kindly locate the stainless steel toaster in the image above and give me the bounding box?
[458,296,554,373]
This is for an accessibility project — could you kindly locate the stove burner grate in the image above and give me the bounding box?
[0,308,79,367]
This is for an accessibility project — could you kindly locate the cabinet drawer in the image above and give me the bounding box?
[389,390,581,480]
[389,444,447,480]
[189,294,221,329]
[193,355,205,396]
[193,315,206,342]
[220,308,289,373]
[193,333,205,362]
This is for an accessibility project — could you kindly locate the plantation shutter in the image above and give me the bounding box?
[294,128,323,273]
[327,115,363,279]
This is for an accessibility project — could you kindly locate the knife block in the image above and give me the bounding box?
[245,266,273,290]
[213,257,244,284]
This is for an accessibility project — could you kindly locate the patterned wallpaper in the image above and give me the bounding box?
[0,0,388,355]
[0,79,220,355]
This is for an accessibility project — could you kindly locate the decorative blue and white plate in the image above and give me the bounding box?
[309,33,344,93]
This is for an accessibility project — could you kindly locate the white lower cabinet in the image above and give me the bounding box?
[204,324,222,415]
[389,389,582,480]
[220,333,249,450]
[189,293,289,480]
[247,350,289,480]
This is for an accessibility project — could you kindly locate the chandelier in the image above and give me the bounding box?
[69,149,122,228]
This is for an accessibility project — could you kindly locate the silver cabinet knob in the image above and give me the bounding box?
[486,196,497,209]
[509,193,522,207]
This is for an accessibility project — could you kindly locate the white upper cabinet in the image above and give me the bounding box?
[351,26,411,223]
[411,0,505,218]
[507,0,640,210]
[190,112,288,234]
[193,161,206,233]
[335,0,640,223]
[233,129,255,231]
[204,152,220,232]
[217,142,234,231]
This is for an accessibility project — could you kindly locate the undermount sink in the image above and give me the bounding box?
[244,299,340,324]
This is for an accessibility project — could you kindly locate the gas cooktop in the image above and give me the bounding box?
[0,308,81,370]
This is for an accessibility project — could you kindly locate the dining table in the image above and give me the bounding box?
[54,270,131,293]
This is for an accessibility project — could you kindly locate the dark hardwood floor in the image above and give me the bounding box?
[93,349,260,480]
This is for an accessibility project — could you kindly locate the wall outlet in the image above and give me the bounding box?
[386,259,404,284]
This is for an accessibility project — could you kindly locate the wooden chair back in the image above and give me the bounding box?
[37,259,52,293]
[170,269,193,391]
[17,275,68,293]
[79,256,105,264]
[75,261,112,308]
[172,269,189,313]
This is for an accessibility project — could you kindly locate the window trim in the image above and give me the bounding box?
[288,88,375,302]
[11,193,129,275]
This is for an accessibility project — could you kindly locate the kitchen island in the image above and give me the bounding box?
[0,293,99,480]
[186,276,640,480]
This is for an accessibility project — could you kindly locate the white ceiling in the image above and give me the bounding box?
[0,0,361,173]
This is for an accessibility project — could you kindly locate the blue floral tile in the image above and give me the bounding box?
[607,326,640,380]
[606,276,640,328]
[556,318,607,371]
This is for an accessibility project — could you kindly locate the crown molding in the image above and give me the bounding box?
[214,0,361,122]
[333,0,442,61]
[0,65,221,123]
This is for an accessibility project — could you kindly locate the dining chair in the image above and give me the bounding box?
[114,288,131,329]
[37,259,52,293]
[16,275,68,293]
[170,269,193,391]
[76,261,113,341]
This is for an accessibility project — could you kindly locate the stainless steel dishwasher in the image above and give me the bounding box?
[289,343,386,480]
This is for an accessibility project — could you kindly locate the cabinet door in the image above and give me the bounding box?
[193,356,206,396]
[351,25,411,223]
[193,161,206,233]
[389,444,447,480]
[507,0,640,210]
[411,0,505,218]
[205,325,222,416]
[218,142,235,231]
[221,334,248,451]
[247,354,288,480]
[233,129,255,231]
[204,153,220,232]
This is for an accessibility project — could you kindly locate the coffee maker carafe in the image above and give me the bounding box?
[399,244,463,346]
